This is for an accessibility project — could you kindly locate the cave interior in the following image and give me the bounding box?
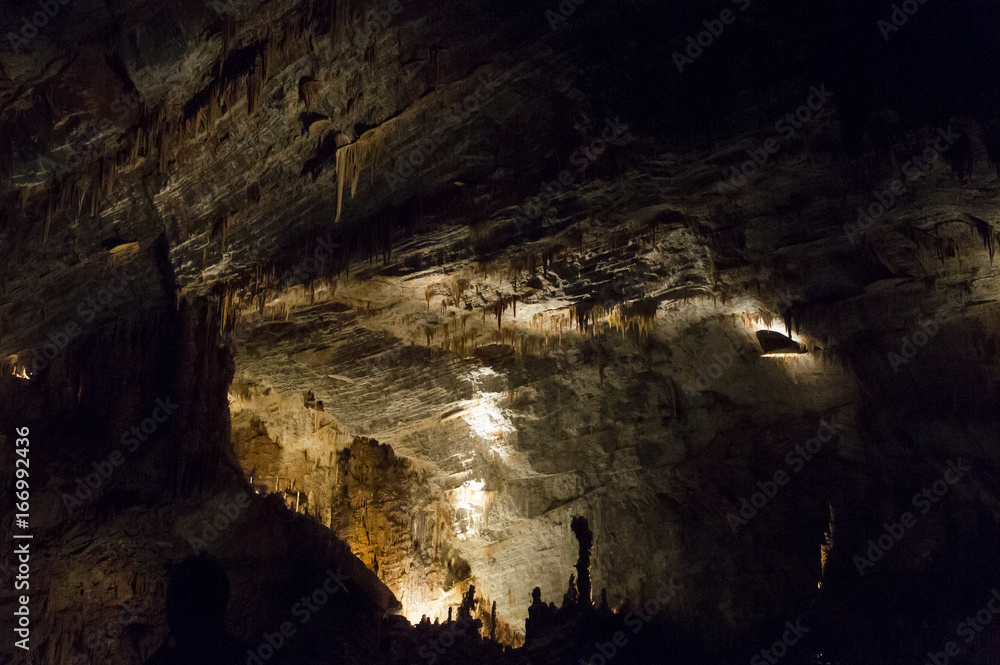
[1,0,1000,664]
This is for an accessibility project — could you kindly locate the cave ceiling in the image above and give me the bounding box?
[1,0,1000,657]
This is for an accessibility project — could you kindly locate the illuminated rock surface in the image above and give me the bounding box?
[1,1,999,664]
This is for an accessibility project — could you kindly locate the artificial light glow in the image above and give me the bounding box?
[400,585,464,625]
[756,329,805,356]
[463,395,513,445]
[463,367,516,458]
[454,479,485,507]
[11,365,29,380]
[757,321,803,344]
[452,478,492,540]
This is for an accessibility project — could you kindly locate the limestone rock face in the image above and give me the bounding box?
[2,0,1000,662]
[0,304,398,665]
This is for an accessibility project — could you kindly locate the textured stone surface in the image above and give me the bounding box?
[2,0,1000,662]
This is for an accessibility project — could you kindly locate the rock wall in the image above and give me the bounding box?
[0,300,399,665]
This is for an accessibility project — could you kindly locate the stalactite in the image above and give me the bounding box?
[247,52,265,115]
[42,199,53,247]
[968,215,996,264]
[76,176,88,216]
[607,298,658,337]
[300,77,322,111]
[334,126,387,221]
[107,242,140,269]
[485,294,516,330]
[157,118,170,173]
[570,301,603,334]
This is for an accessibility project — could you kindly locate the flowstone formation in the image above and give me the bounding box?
[1,0,999,663]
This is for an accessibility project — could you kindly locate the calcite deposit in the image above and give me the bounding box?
[1,0,999,663]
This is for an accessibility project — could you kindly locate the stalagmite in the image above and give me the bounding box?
[571,515,593,607]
